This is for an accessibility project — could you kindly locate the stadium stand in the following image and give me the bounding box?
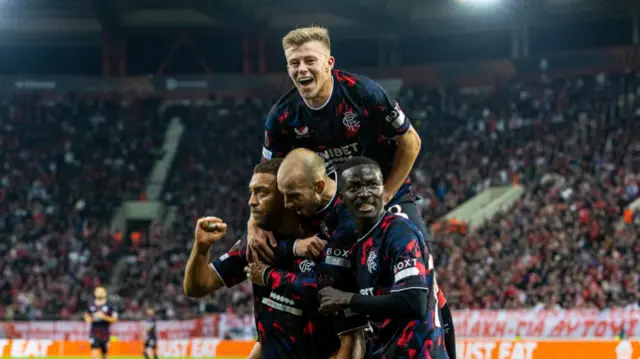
[0,95,169,319]
[93,70,640,321]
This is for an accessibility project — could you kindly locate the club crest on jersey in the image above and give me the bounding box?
[343,112,360,137]
[294,126,310,138]
[298,259,315,273]
[367,250,378,273]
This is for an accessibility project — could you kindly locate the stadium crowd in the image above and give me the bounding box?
[0,95,168,319]
[1,70,639,320]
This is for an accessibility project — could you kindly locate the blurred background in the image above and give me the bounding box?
[0,0,639,357]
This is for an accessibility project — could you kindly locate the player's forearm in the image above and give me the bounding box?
[102,316,118,324]
[334,330,365,359]
[183,245,219,297]
[385,127,421,200]
[247,341,261,359]
[349,289,427,320]
[350,329,366,359]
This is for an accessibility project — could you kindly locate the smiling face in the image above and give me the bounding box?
[285,40,335,106]
[340,164,385,220]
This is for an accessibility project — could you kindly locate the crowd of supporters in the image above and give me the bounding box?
[0,95,168,319]
[1,70,639,320]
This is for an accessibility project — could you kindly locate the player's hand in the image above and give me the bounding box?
[95,311,107,320]
[318,287,354,315]
[247,219,277,263]
[194,217,227,254]
[294,236,327,259]
[244,262,270,287]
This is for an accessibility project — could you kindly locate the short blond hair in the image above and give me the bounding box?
[282,26,331,52]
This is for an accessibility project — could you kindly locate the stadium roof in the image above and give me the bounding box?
[0,0,636,46]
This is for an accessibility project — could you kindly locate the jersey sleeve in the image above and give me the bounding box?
[360,77,411,138]
[386,218,431,293]
[262,105,292,161]
[211,237,249,287]
[329,253,368,336]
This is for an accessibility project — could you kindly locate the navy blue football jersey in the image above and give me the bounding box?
[311,180,368,336]
[86,301,117,341]
[145,317,157,340]
[352,214,447,359]
[262,69,413,202]
[212,235,340,359]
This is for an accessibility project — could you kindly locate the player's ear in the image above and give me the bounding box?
[314,179,325,194]
[327,56,335,71]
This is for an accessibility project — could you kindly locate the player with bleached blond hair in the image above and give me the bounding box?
[248,25,457,358]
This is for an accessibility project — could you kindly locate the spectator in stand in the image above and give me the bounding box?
[0,94,168,319]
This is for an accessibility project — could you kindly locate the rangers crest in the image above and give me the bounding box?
[298,259,315,273]
[367,250,377,273]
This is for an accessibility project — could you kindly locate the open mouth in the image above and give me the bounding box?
[298,77,314,87]
[356,203,375,213]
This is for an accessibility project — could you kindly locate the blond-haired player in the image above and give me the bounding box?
[248,25,457,359]
[84,286,118,359]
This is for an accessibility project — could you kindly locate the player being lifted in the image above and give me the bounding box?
[142,308,158,359]
[84,286,118,359]
[319,157,448,359]
[183,159,364,359]
[250,26,457,358]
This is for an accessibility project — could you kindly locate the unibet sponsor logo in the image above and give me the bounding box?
[316,143,360,171]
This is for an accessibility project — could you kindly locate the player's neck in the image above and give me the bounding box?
[304,76,333,109]
[95,299,106,305]
[355,212,385,237]
[277,211,305,237]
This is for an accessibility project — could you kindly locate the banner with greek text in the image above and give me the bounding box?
[1,309,638,340]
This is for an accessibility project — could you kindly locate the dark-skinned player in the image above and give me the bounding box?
[318,156,448,359]
[182,159,363,359]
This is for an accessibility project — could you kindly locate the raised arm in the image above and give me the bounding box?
[362,79,421,203]
[183,217,230,297]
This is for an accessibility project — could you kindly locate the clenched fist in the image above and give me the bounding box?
[194,217,227,254]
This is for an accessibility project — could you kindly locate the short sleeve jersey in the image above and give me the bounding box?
[352,214,447,359]
[145,317,157,340]
[86,301,117,340]
[263,70,413,202]
[212,235,340,359]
